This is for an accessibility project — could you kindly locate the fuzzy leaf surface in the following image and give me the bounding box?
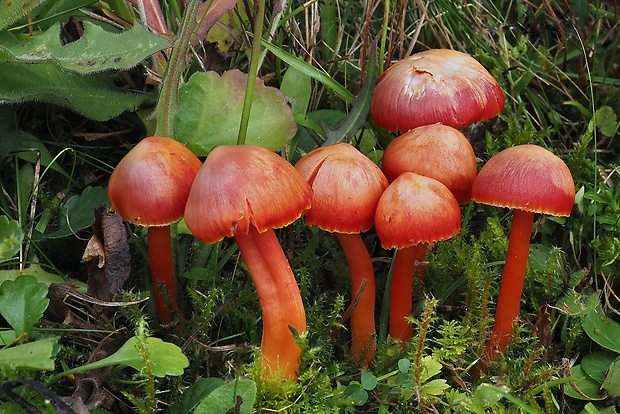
[0,22,170,73]
[0,62,151,121]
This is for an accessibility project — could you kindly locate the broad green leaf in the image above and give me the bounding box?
[0,337,56,370]
[472,384,540,414]
[54,22,171,73]
[281,66,311,116]
[581,350,618,382]
[57,336,189,378]
[582,303,620,353]
[42,186,109,239]
[602,357,620,398]
[176,70,297,155]
[168,378,225,414]
[0,23,170,73]
[565,365,604,401]
[0,0,49,30]
[0,275,49,337]
[0,216,23,263]
[193,379,257,414]
[398,358,410,373]
[0,62,151,121]
[0,330,17,346]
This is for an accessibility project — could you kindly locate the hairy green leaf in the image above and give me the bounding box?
[0,62,151,121]
[0,0,49,30]
[0,22,170,73]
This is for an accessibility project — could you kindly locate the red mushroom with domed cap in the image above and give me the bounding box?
[295,143,388,367]
[371,49,505,133]
[108,136,202,324]
[375,172,461,344]
[184,145,312,382]
[472,144,575,365]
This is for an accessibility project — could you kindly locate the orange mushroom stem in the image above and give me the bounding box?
[184,145,312,381]
[108,136,202,324]
[295,143,388,367]
[472,144,575,367]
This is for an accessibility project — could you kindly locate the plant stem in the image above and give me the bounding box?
[153,0,203,138]
[234,225,306,381]
[483,209,535,365]
[336,232,376,367]
[389,243,426,344]
[237,0,266,145]
[148,225,179,324]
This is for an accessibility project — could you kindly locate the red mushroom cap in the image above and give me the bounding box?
[371,49,505,133]
[294,143,389,233]
[381,124,478,204]
[472,144,575,216]
[184,145,312,244]
[108,136,202,226]
[375,172,462,250]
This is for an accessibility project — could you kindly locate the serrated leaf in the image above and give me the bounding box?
[0,275,49,336]
[595,106,619,138]
[0,216,24,263]
[54,22,170,73]
[194,379,257,414]
[0,23,170,73]
[0,62,151,121]
[0,0,49,30]
[0,337,56,370]
[419,355,442,383]
[176,69,297,154]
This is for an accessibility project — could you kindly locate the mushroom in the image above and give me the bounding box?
[381,124,478,204]
[294,143,388,367]
[184,145,312,382]
[375,172,461,344]
[108,136,202,324]
[471,144,575,364]
[371,49,505,133]
[380,123,476,305]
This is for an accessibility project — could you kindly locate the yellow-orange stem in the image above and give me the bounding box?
[390,243,426,344]
[235,225,306,381]
[336,233,376,367]
[147,225,179,324]
[483,209,535,365]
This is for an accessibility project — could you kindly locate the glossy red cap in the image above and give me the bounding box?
[184,145,312,244]
[295,143,388,233]
[472,144,575,216]
[108,136,202,226]
[371,49,505,133]
[375,172,461,249]
[381,124,478,204]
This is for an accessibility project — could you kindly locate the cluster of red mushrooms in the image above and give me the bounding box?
[106,49,576,382]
